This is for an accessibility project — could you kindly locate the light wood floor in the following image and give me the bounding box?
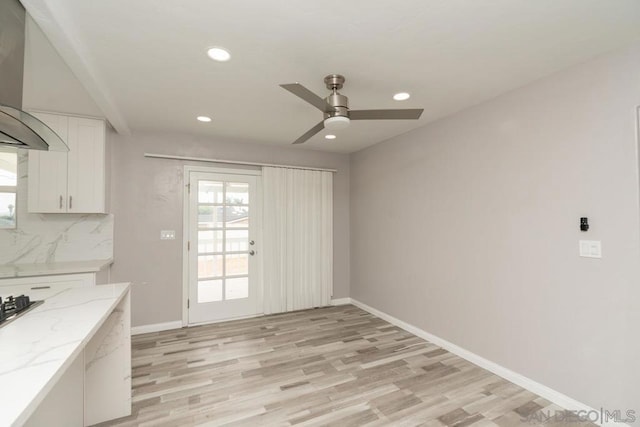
[98,305,593,427]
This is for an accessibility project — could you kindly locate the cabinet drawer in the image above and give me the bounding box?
[0,273,96,300]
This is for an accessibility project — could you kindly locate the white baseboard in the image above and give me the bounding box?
[131,320,183,335]
[350,298,624,427]
[330,297,353,306]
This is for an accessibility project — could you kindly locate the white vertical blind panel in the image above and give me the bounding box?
[262,167,333,314]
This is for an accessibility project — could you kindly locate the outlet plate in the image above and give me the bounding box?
[160,230,176,240]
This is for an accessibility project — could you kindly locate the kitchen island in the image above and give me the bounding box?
[0,282,131,426]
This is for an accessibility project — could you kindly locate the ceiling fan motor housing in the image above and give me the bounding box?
[324,74,349,119]
[324,93,349,118]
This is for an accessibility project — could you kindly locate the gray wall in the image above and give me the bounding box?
[350,44,640,413]
[109,132,350,327]
[22,15,102,117]
[0,0,25,109]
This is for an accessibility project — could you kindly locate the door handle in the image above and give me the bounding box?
[59,195,63,209]
[249,250,255,256]
[249,240,255,245]
[69,195,73,210]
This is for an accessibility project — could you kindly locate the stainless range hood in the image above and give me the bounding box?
[0,0,68,152]
[0,105,68,151]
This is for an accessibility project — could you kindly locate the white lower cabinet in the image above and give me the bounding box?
[28,112,106,213]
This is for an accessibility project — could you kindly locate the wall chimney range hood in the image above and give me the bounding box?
[0,0,68,152]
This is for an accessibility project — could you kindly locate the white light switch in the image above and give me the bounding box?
[579,240,601,258]
[160,230,176,240]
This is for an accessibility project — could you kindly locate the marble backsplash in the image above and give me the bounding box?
[0,152,113,265]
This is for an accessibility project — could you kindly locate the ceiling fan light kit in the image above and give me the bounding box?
[324,116,350,129]
[280,74,424,144]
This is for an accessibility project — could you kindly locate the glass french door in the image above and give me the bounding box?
[187,171,261,324]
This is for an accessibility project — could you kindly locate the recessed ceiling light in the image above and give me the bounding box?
[393,92,411,101]
[325,134,336,140]
[197,116,212,122]
[207,47,231,62]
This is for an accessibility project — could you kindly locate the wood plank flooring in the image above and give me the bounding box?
[97,305,594,427]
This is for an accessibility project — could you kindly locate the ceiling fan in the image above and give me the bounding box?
[280,74,424,145]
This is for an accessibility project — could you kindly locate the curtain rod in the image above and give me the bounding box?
[144,153,338,173]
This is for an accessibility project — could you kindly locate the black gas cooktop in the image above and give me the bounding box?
[0,295,43,328]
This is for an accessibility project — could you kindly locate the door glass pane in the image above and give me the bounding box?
[226,277,248,300]
[225,254,248,276]
[192,176,254,313]
[198,230,223,253]
[0,193,16,229]
[199,181,223,203]
[198,205,223,228]
[225,206,248,228]
[226,229,248,252]
[0,152,17,186]
[198,280,222,302]
[198,255,223,278]
[225,182,249,204]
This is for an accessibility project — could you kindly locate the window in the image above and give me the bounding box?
[0,151,17,229]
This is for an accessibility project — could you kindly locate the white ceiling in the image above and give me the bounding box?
[22,0,640,153]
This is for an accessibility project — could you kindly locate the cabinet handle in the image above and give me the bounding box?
[59,195,63,209]
[69,195,73,210]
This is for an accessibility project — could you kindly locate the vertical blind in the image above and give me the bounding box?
[262,166,333,314]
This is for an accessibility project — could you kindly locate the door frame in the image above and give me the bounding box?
[181,165,263,327]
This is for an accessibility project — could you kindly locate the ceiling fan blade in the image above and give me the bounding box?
[292,121,325,144]
[280,83,335,113]
[350,109,424,120]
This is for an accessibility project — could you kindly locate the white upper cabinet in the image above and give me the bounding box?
[66,117,106,213]
[28,112,106,214]
[27,113,68,213]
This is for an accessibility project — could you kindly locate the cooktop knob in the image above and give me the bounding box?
[15,295,29,310]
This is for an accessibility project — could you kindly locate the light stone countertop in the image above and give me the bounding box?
[0,282,130,426]
[0,259,113,279]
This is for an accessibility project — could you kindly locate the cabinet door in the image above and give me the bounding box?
[28,113,69,213]
[67,117,106,213]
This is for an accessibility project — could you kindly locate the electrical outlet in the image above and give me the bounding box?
[160,230,176,240]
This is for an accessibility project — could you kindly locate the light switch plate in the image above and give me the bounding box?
[579,240,601,258]
[160,230,176,240]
